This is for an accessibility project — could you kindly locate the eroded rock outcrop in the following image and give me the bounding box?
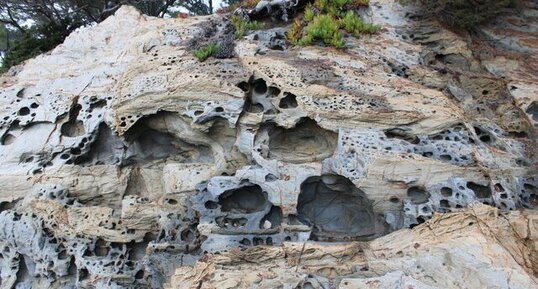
[170,204,538,289]
[0,1,537,288]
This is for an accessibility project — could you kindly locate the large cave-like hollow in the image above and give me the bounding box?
[123,112,213,165]
[297,174,387,241]
[267,118,337,163]
[218,184,269,214]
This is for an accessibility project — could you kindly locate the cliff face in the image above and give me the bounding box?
[0,1,536,288]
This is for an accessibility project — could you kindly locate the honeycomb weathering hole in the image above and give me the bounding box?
[407,187,430,204]
[260,205,282,229]
[218,185,269,214]
[466,182,491,199]
[279,93,298,109]
[267,118,337,163]
[61,103,85,137]
[1,134,16,145]
[297,174,388,241]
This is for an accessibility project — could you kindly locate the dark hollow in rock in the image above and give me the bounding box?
[204,201,218,209]
[279,92,298,109]
[216,216,248,228]
[1,133,16,145]
[521,182,538,208]
[473,126,493,143]
[440,187,453,197]
[15,255,32,286]
[407,187,430,204]
[127,129,189,162]
[77,113,213,166]
[466,182,492,199]
[260,205,283,229]
[218,185,268,214]
[127,240,149,261]
[18,107,30,116]
[94,238,109,257]
[434,53,470,71]
[384,128,420,144]
[252,78,268,95]
[61,120,85,137]
[122,113,214,164]
[74,123,124,165]
[267,118,337,163]
[61,103,85,137]
[297,174,388,241]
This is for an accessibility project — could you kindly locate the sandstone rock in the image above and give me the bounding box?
[0,1,536,288]
[169,204,538,289]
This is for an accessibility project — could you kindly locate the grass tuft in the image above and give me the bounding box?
[340,11,380,36]
[298,15,344,48]
[287,0,379,48]
[231,15,264,39]
[193,43,220,62]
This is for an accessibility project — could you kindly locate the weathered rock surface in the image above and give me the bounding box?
[170,204,538,289]
[0,0,536,288]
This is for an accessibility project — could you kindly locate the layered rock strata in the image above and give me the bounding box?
[0,1,536,288]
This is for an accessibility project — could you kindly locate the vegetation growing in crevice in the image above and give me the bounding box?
[231,15,264,38]
[400,0,517,29]
[193,43,220,61]
[286,0,380,48]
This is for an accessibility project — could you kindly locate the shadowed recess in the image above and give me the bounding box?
[267,118,337,163]
[297,174,388,241]
[219,185,269,214]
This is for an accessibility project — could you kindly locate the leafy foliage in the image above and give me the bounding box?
[298,15,345,48]
[400,0,516,28]
[340,11,380,36]
[0,24,11,53]
[1,17,83,71]
[193,43,220,61]
[286,19,304,44]
[231,15,264,39]
[287,0,379,48]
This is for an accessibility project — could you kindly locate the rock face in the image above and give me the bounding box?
[0,1,536,288]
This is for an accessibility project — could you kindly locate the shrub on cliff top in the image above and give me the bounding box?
[298,15,345,48]
[400,0,516,29]
[287,0,379,48]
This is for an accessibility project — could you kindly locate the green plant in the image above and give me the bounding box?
[313,0,329,12]
[314,0,369,11]
[231,15,264,39]
[304,4,315,22]
[193,43,220,62]
[286,0,379,49]
[298,15,345,48]
[335,0,350,8]
[286,19,304,45]
[1,19,77,71]
[340,11,380,36]
[400,0,516,29]
[351,0,370,7]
